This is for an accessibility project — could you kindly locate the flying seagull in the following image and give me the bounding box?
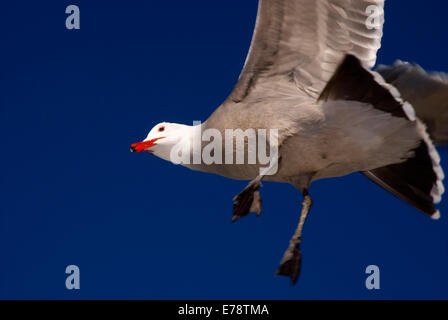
[131,0,447,284]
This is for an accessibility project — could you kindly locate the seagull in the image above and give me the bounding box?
[130,0,447,284]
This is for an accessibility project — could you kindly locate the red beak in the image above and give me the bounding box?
[130,137,164,153]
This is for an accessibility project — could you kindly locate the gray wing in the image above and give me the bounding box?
[228,0,385,103]
[377,61,448,145]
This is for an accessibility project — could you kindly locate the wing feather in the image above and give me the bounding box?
[228,0,385,103]
[377,61,448,145]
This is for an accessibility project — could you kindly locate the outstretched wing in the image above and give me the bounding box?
[228,0,385,103]
[319,54,444,219]
[377,61,448,145]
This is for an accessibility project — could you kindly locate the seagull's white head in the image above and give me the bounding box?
[130,122,191,162]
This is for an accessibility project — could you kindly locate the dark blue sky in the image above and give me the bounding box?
[1,1,447,299]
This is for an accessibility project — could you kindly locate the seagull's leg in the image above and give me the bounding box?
[232,156,281,222]
[276,189,313,285]
[232,176,263,222]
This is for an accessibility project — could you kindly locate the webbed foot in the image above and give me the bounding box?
[232,180,262,222]
[276,242,302,285]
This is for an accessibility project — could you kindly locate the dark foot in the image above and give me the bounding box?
[276,243,302,285]
[276,191,312,285]
[232,180,262,222]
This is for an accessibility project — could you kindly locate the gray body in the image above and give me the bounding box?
[201,82,419,190]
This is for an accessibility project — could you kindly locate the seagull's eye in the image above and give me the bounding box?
[158,126,165,132]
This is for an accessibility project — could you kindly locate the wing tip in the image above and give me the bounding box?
[431,210,441,220]
[416,121,445,204]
